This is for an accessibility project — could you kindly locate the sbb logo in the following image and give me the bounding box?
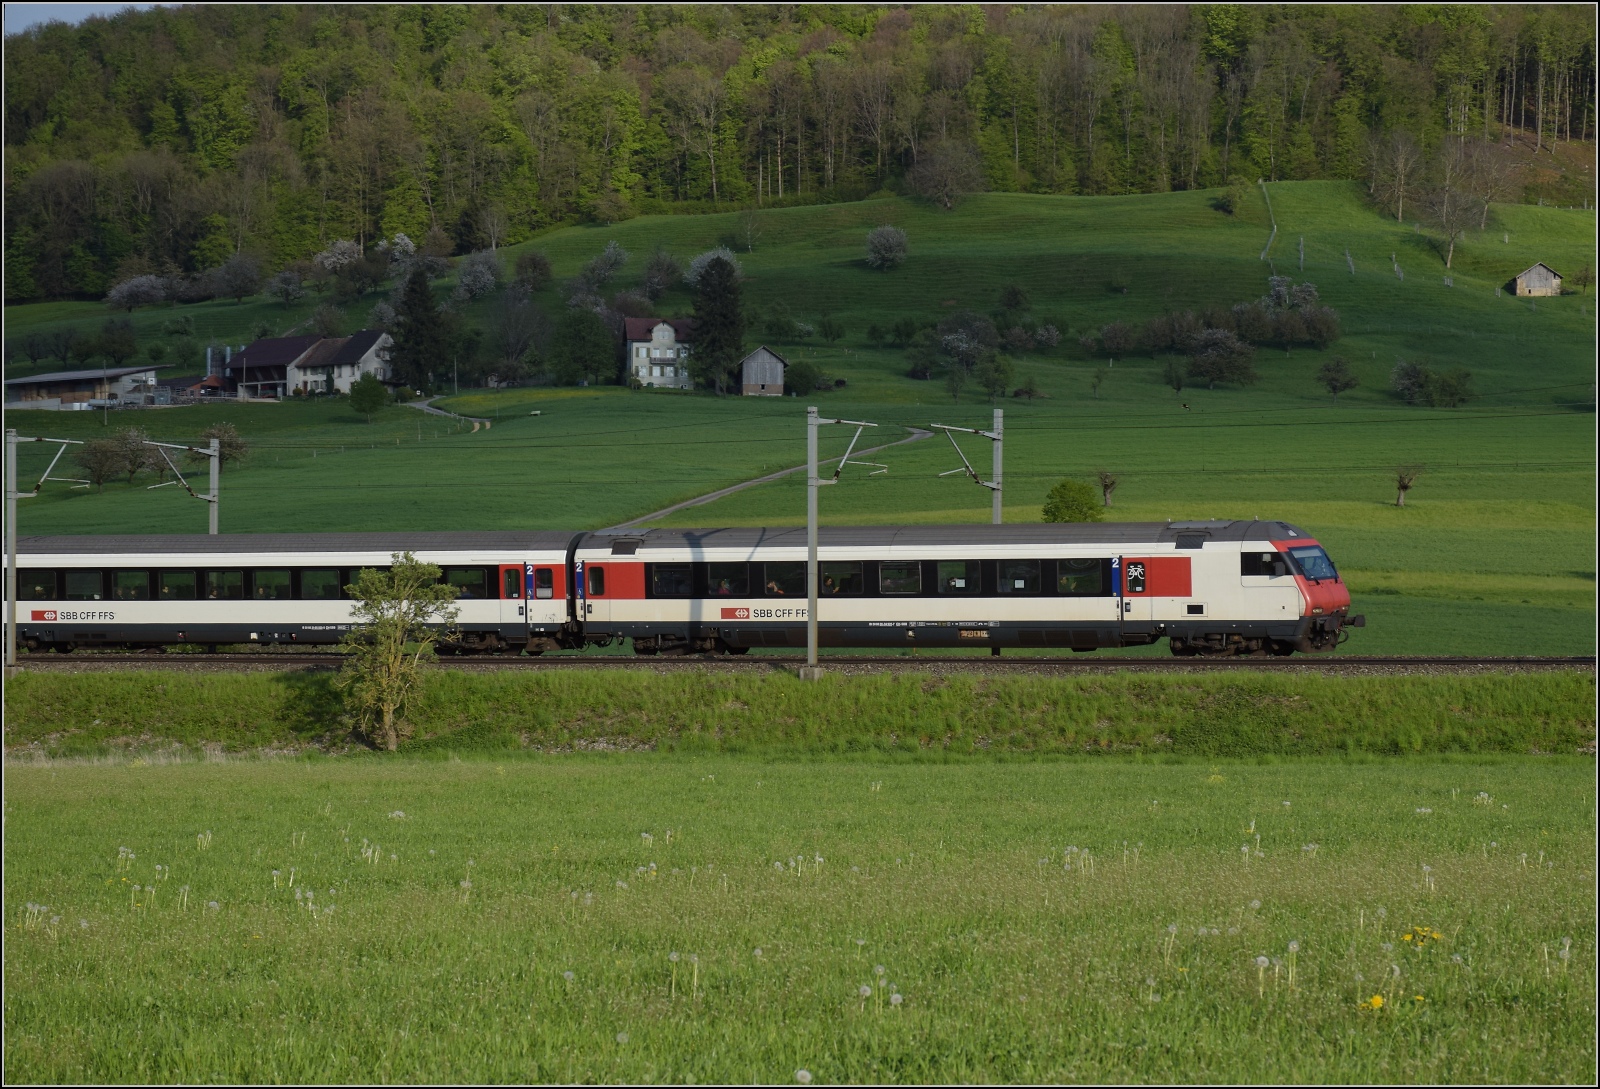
[32,610,58,621]
[720,607,751,620]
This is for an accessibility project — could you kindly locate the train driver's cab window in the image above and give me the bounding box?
[1288,546,1338,582]
[651,564,692,597]
[301,569,342,600]
[533,568,554,600]
[764,562,806,596]
[65,571,103,600]
[1241,551,1290,577]
[254,570,292,600]
[708,563,749,596]
[444,568,487,599]
[205,571,245,600]
[879,561,921,595]
[820,562,863,596]
[113,571,150,600]
[159,571,197,600]
[998,560,1041,594]
[587,566,606,596]
[1056,558,1104,595]
[937,561,979,594]
[20,570,57,599]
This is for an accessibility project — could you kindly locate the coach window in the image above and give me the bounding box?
[587,566,606,596]
[501,569,522,599]
[707,563,749,596]
[820,562,863,596]
[65,571,103,600]
[205,571,245,600]
[113,571,151,601]
[254,570,292,600]
[301,569,342,600]
[444,568,487,599]
[764,562,806,596]
[533,568,555,600]
[1056,558,1104,596]
[998,560,1041,594]
[159,571,197,600]
[651,563,692,597]
[880,561,921,595]
[20,570,57,599]
[937,561,979,594]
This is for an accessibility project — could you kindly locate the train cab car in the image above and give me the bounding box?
[571,522,1360,657]
[11,532,574,655]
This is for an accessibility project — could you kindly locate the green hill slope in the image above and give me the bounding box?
[5,183,1594,654]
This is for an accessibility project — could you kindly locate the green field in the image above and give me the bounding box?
[4,754,1592,1082]
[5,182,1594,655]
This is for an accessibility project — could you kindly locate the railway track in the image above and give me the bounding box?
[12,653,1595,673]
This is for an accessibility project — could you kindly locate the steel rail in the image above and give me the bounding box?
[13,654,1595,672]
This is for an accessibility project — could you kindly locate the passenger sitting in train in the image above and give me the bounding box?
[766,579,783,595]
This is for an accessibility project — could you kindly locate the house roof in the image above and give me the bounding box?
[232,334,322,370]
[739,345,788,367]
[329,329,387,365]
[1516,262,1563,279]
[5,364,170,387]
[296,337,348,370]
[624,317,695,343]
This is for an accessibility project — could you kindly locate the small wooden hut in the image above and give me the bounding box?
[1514,263,1562,297]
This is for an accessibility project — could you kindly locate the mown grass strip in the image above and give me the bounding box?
[5,669,1593,759]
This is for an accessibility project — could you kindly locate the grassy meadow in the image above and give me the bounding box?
[4,754,1593,1083]
[4,181,1594,655]
[5,668,1594,760]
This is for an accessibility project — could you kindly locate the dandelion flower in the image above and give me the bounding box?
[859,985,872,998]
[795,1071,812,1085]
[890,993,903,1006]
[753,948,763,958]
[1288,941,1300,953]
[616,1032,629,1044]
[1255,955,1270,968]
[1381,942,1393,952]
[875,965,885,976]
[1167,924,1178,935]
[1250,900,1261,910]
[563,971,575,982]
[669,952,680,963]
[1228,927,1239,936]
[1282,800,1291,807]
[1363,994,1384,1010]
[206,901,219,910]
[79,919,88,929]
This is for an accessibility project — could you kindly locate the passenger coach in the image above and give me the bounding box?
[10,520,1361,657]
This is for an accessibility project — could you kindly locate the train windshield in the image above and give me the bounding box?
[1288,546,1339,582]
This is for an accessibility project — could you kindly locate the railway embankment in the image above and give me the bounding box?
[4,668,1593,762]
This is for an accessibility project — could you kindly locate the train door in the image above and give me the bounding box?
[499,564,527,633]
[578,561,610,625]
[1120,556,1153,625]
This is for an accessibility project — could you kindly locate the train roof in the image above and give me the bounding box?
[587,521,1314,552]
[17,532,578,555]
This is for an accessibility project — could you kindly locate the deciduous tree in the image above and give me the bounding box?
[334,552,460,752]
[1042,479,1103,523]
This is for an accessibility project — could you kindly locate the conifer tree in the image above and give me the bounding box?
[389,267,447,392]
[690,256,745,394]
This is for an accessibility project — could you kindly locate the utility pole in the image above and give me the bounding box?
[144,438,221,533]
[803,407,885,680]
[6,430,86,672]
[930,408,1003,524]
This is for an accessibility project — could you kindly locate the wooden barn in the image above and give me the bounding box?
[739,345,788,396]
[1514,262,1562,297]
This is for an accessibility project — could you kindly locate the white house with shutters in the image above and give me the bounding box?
[624,317,694,389]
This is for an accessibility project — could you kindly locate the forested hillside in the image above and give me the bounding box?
[4,3,1594,301]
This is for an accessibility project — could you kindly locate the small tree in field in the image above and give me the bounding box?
[1096,470,1119,508]
[334,552,460,752]
[1394,465,1422,508]
[1041,479,1103,523]
[349,373,389,422]
[1318,356,1360,402]
[864,225,908,270]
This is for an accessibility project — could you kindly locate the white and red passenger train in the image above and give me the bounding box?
[10,521,1362,657]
